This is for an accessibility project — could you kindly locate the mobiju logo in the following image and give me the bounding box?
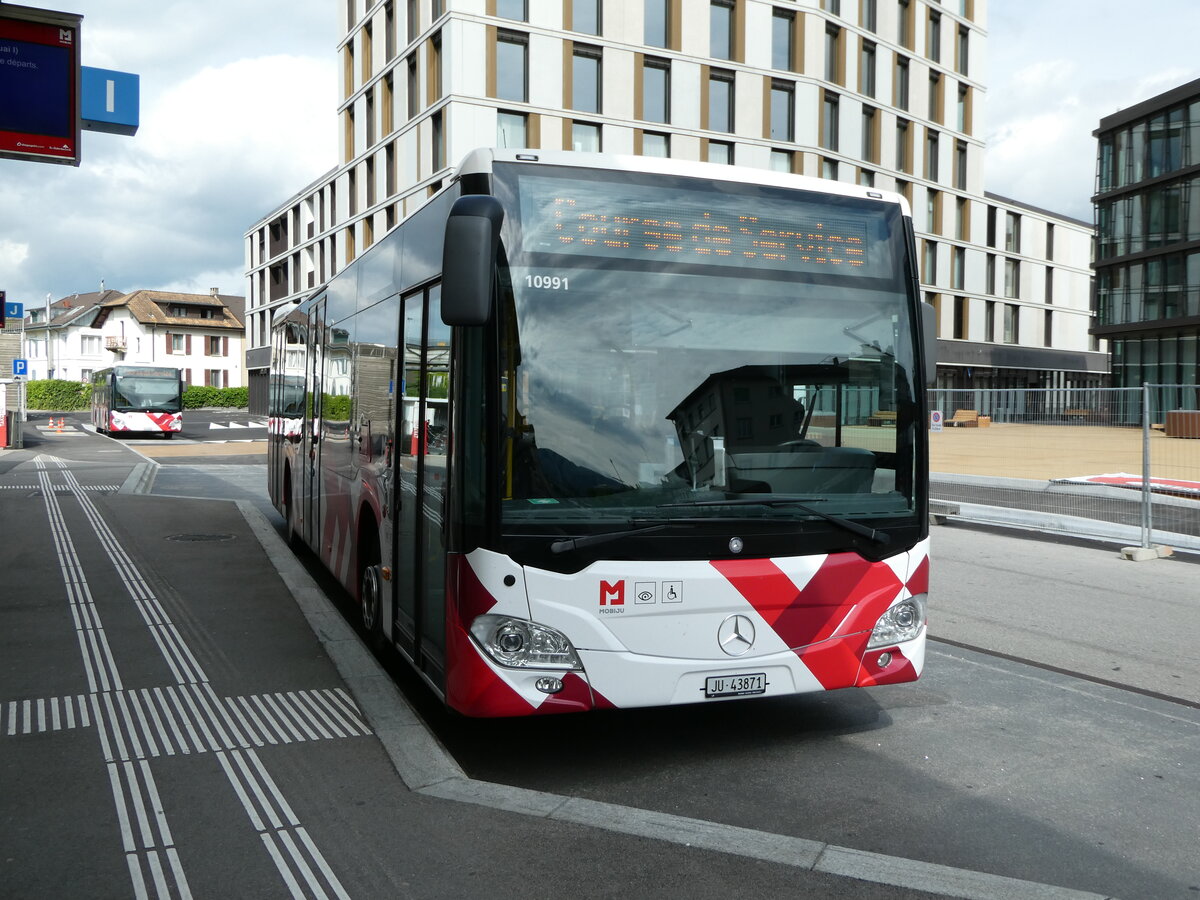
[600,580,624,606]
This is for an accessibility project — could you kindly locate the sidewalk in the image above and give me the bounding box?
[930,422,1198,483]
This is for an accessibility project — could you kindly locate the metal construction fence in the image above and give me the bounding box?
[927,385,1200,552]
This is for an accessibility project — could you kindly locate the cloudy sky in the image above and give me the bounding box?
[2,1,1199,306]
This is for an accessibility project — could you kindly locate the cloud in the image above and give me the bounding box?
[984,0,1200,221]
[0,52,335,303]
[0,239,30,270]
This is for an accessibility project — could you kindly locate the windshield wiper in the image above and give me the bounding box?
[550,522,671,554]
[659,497,889,544]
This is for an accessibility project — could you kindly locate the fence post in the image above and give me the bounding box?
[1141,382,1152,549]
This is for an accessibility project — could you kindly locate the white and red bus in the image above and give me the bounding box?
[269,149,935,717]
[91,365,184,436]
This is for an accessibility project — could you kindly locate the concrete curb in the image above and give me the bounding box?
[236,498,1115,900]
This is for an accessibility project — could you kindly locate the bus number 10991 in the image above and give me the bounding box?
[525,274,570,290]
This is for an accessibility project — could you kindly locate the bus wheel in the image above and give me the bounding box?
[359,555,383,641]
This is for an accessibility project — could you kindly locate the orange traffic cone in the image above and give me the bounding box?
[55,417,66,433]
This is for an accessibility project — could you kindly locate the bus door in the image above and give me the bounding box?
[393,285,450,680]
[304,297,326,548]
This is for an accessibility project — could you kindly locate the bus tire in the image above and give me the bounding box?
[358,542,383,645]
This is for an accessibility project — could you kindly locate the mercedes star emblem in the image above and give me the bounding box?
[718,614,756,656]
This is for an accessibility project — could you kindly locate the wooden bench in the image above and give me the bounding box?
[1064,408,1092,421]
[867,410,897,426]
[946,409,979,427]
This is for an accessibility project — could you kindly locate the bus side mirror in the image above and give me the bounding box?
[442,195,504,326]
[920,301,937,387]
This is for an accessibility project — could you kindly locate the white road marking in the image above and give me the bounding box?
[12,455,366,898]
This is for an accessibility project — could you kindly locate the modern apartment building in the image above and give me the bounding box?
[1093,76,1200,396]
[244,0,1105,411]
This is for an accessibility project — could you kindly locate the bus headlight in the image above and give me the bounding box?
[867,594,927,649]
[469,615,583,671]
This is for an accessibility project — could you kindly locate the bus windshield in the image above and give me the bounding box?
[492,163,920,535]
[113,369,182,412]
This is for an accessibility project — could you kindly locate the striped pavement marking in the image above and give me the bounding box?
[17,455,364,900]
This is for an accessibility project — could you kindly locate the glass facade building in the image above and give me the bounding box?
[1094,77,1200,398]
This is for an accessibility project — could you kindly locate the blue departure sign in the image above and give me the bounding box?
[0,5,82,166]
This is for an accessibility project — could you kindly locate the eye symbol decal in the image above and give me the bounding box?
[637,590,654,602]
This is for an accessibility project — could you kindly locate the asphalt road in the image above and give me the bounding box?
[3,418,1199,899]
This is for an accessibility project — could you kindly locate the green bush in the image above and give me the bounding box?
[25,379,90,411]
[182,386,249,409]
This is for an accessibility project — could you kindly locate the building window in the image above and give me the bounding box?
[708,140,733,164]
[1045,266,1054,304]
[572,0,601,35]
[206,335,227,356]
[986,254,996,294]
[708,69,734,132]
[1045,223,1055,260]
[497,0,527,21]
[770,149,794,173]
[953,296,966,339]
[711,0,735,60]
[860,41,876,98]
[927,9,941,63]
[894,56,909,110]
[821,90,839,151]
[1005,211,1021,253]
[927,189,939,234]
[858,168,875,187]
[497,110,527,147]
[1004,304,1019,343]
[645,0,670,48]
[431,109,445,168]
[824,24,842,84]
[572,44,602,113]
[1043,310,1053,346]
[406,54,419,120]
[822,0,841,14]
[206,369,226,388]
[956,197,968,240]
[822,156,839,179]
[928,72,941,123]
[862,0,877,31]
[1004,258,1019,299]
[772,9,794,71]
[956,24,969,75]
[957,83,968,132]
[955,139,967,189]
[81,335,102,355]
[643,57,670,123]
[495,33,528,103]
[642,131,670,157]
[429,30,443,103]
[571,121,601,152]
[898,0,912,48]
[925,129,939,181]
[923,240,937,282]
[952,247,965,289]
[861,105,877,162]
[771,80,794,142]
[985,299,995,342]
[896,118,910,172]
[171,334,186,354]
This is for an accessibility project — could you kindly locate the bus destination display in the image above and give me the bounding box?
[517,175,890,276]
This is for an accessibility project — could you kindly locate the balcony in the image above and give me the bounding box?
[105,336,127,352]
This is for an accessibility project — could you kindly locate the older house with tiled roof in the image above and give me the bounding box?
[22,288,246,387]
